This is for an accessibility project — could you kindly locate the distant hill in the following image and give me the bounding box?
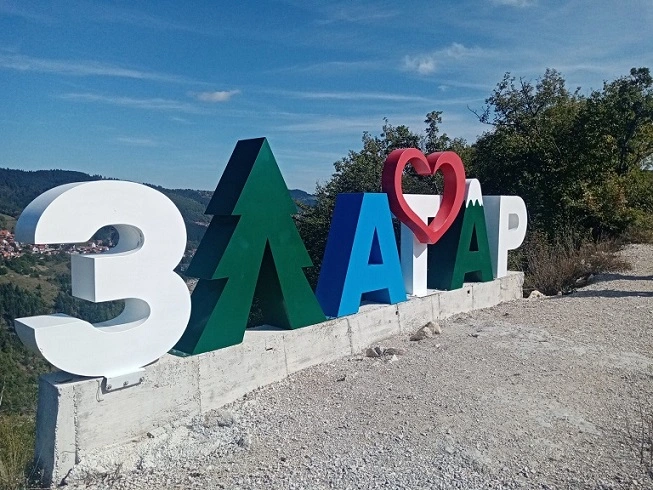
[0,168,316,246]
[289,189,317,206]
[0,168,102,217]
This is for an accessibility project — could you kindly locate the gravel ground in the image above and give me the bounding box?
[67,244,653,490]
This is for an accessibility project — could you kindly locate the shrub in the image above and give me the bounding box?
[522,230,630,295]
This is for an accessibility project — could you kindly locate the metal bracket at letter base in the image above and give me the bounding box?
[104,369,145,392]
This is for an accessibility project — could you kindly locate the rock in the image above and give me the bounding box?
[384,347,406,356]
[146,427,167,439]
[237,434,252,450]
[365,347,381,357]
[374,346,384,356]
[528,290,545,299]
[575,275,588,286]
[410,323,434,341]
[430,322,442,334]
[203,409,235,428]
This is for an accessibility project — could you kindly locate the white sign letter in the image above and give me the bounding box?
[400,194,441,297]
[13,181,191,378]
[483,196,528,278]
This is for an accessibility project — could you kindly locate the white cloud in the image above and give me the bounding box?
[169,116,193,124]
[403,56,437,75]
[191,90,240,102]
[403,43,490,75]
[270,89,482,107]
[0,53,202,84]
[444,43,484,59]
[315,4,398,25]
[274,59,383,74]
[60,93,208,114]
[489,0,536,6]
[116,137,160,147]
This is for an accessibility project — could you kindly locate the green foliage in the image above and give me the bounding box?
[53,292,124,325]
[0,216,16,233]
[2,254,38,276]
[0,168,101,218]
[0,414,35,490]
[0,284,51,415]
[471,67,653,239]
[296,113,470,286]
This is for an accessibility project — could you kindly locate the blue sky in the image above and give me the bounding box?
[1,0,651,192]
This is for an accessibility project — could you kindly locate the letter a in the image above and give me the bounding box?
[428,180,494,290]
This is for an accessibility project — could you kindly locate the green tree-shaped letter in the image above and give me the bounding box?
[174,138,325,354]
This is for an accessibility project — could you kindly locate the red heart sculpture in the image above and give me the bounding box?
[381,148,466,244]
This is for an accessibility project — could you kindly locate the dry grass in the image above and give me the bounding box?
[522,230,630,296]
[0,414,35,490]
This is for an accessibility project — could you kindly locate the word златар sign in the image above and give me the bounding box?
[13,137,527,378]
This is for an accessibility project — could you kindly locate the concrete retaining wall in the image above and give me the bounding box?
[35,272,523,485]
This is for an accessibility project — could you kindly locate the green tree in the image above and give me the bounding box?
[471,67,653,238]
[572,68,653,236]
[0,284,50,414]
[297,115,471,286]
[470,69,583,234]
[175,138,325,354]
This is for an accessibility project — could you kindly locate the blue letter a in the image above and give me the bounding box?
[316,193,406,317]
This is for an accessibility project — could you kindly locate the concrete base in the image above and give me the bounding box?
[35,272,523,485]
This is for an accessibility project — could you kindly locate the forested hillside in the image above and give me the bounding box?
[0,168,315,248]
[0,168,213,248]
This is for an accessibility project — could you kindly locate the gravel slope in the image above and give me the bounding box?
[68,244,653,490]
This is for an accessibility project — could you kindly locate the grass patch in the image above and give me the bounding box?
[0,273,59,306]
[0,215,16,232]
[520,230,630,296]
[0,414,35,490]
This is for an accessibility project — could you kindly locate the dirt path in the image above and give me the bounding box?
[69,245,653,489]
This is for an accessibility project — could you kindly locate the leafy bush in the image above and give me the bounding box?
[471,67,653,241]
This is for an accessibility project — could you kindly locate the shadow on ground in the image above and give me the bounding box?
[570,289,653,299]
